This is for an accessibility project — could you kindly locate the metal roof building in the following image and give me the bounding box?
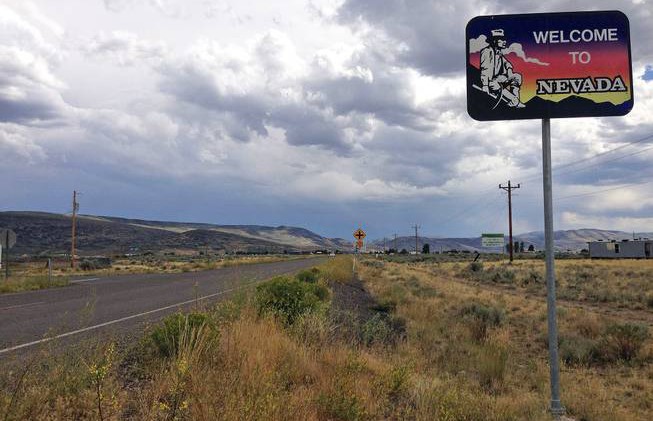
[588,239,652,259]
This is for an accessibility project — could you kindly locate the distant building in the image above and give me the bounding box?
[588,239,652,259]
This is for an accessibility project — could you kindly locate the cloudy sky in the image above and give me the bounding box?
[1,0,652,239]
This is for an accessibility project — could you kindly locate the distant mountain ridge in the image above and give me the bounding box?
[0,211,351,255]
[370,229,653,252]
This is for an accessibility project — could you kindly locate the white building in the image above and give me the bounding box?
[588,239,652,259]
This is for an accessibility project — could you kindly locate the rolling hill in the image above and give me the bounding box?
[0,211,351,256]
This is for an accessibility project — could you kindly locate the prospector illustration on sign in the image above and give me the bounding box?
[479,29,524,109]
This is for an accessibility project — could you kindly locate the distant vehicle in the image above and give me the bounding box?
[329,252,336,257]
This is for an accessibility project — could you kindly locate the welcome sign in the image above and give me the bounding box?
[466,11,633,121]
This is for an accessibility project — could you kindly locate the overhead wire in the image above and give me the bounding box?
[424,131,653,235]
[517,131,653,184]
[556,179,653,201]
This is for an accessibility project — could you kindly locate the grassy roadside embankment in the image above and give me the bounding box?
[0,254,308,294]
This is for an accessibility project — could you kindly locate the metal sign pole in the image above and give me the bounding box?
[4,230,8,280]
[542,118,565,416]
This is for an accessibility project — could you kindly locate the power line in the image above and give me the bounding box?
[553,143,653,180]
[556,179,653,201]
[552,132,653,172]
[519,132,653,183]
[420,132,653,237]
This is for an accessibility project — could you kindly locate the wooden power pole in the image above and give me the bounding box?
[71,190,79,268]
[499,181,520,262]
[412,224,421,254]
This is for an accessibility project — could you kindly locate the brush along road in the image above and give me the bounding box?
[0,257,325,355]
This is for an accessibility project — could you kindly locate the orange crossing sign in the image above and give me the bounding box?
[353,228,366,240]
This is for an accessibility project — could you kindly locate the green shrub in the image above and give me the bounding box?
[361,313,406,347]
[460,303,505,342]
[555,323,649,366]
[559,335,599,366]
[477,343,508,393]
[362,260,385,268]
[316,363,367,421]
[255,276,329,325]
[316,387,365,421]
[361,313,394,346]
[645,293,653,309]
[468,262,483,272]
[489,267,515,284]
[599,323,649,362]
[296,267,320,283]
[149,312,213,358]
[521,269,543,285]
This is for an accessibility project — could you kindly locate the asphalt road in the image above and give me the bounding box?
[0,257,324,356]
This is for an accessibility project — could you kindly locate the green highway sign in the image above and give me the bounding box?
[481,233,504,248]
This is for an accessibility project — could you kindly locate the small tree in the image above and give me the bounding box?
[514,241,519,254]
[400,248,408,255]
[519,242,525,253]
[422,243,430,254]
[528,244,535,252]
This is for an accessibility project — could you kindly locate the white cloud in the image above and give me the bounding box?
[0,123,46,163]
[561,211,653,233]
[0,3,69,123]
[84,31,167,66]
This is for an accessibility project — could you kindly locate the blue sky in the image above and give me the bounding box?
[1,0,653,240]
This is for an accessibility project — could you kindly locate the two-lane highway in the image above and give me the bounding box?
[0,257,324,355]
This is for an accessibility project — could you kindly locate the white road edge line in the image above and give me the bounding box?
[0,282,253,356]
[0,302,46,311]
[71,278,100,283]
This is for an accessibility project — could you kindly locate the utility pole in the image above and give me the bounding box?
[412,224,421,254]
[3,232,7,280]
[499,181,520,262]
[71,190,79,269]
[393,234,398,253]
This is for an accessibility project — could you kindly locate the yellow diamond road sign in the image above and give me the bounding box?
[353,229,366,240]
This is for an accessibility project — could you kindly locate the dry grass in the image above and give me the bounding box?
[455,258,653,311]
[361,258,653,420]
[0,255,306,294]
[0,274,69,294]
[322,255,354,283]
[2,255,651,420]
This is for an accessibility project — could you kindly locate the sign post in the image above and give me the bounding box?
[466,10,633,417]
[0,229,17,280]
[541,117,564,413]
[353,228,366,251]
[353,228,366,272]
